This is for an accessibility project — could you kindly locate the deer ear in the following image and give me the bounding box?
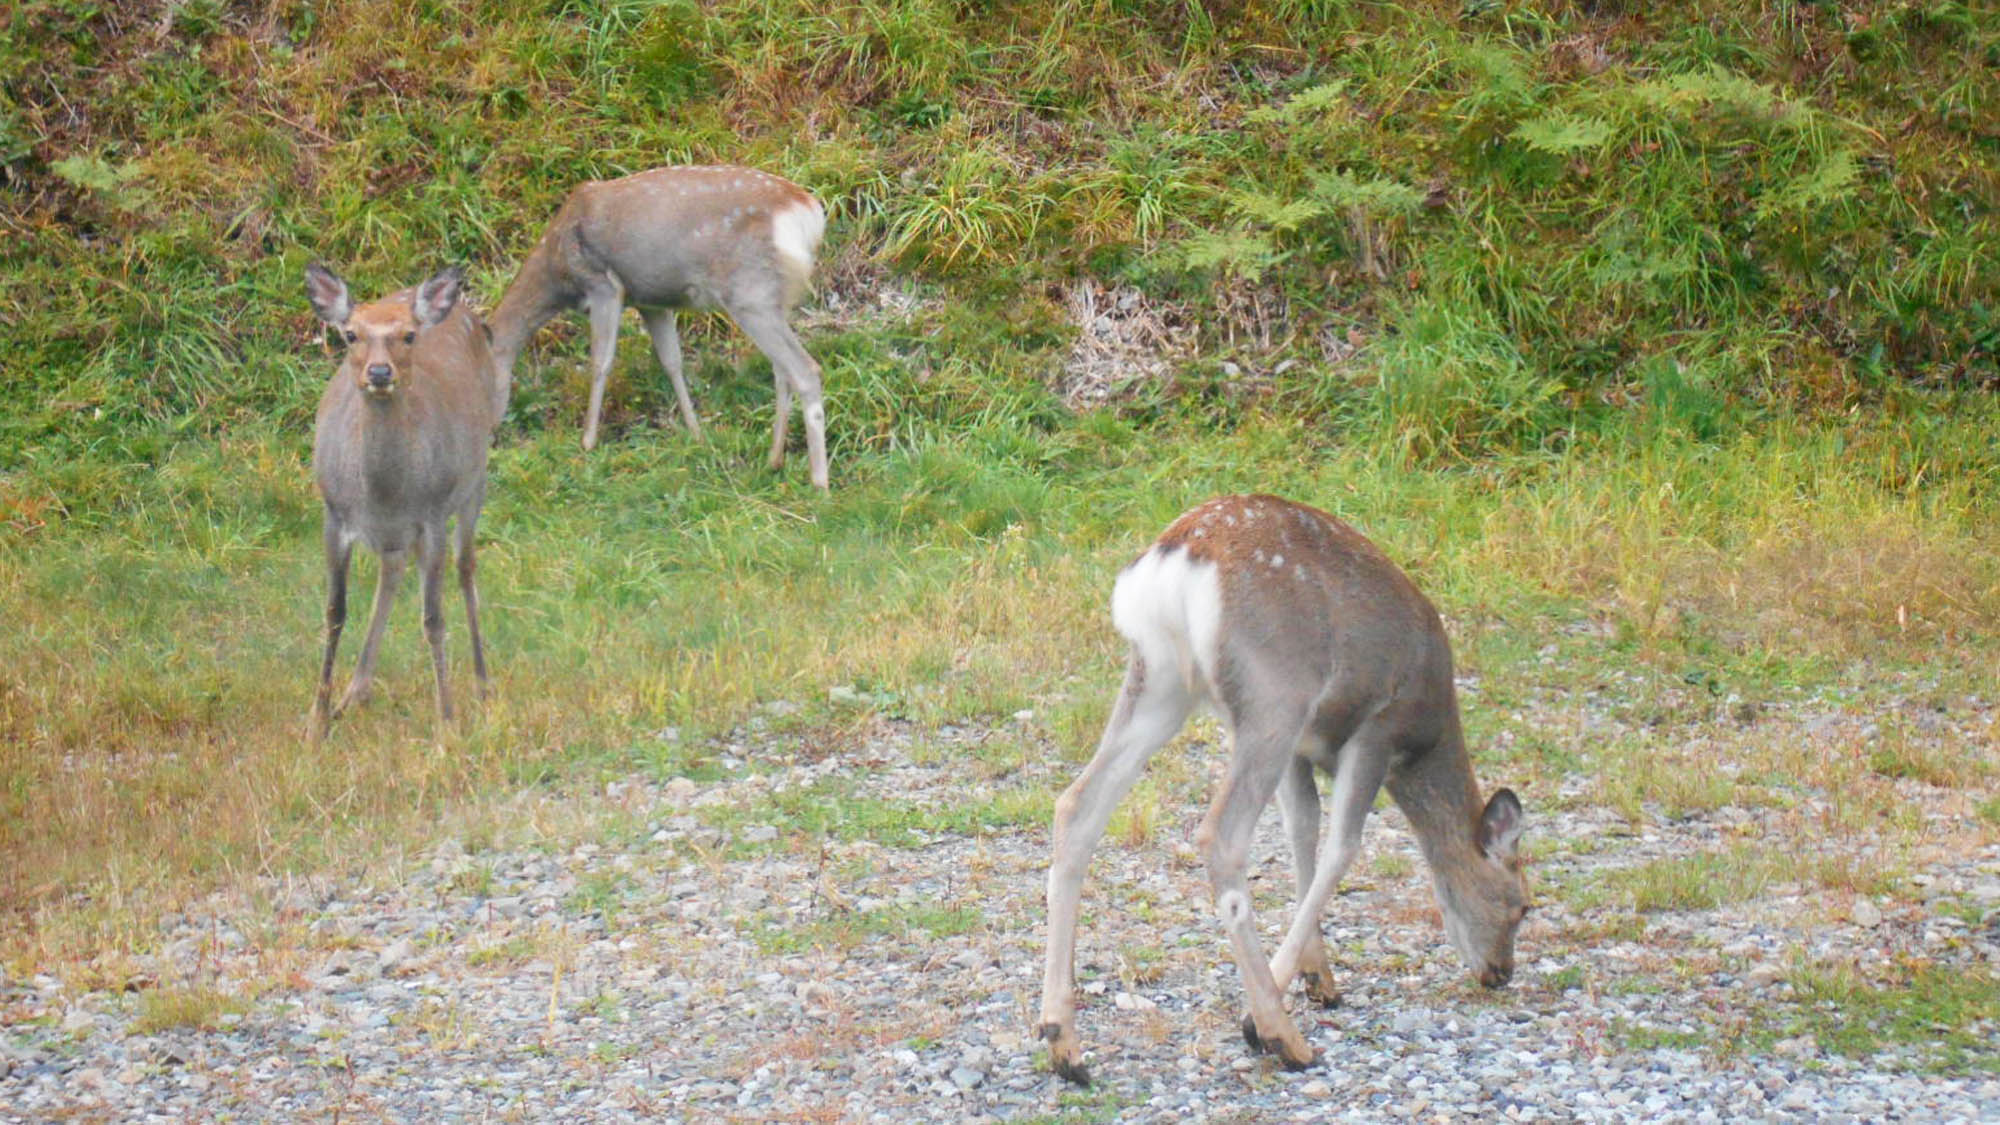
[413,265,466,327]
[1478,788,1524,860]
[304,263,351,326]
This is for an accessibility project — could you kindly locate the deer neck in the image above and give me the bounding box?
[1384,711,1486,879]
[487,246,571,380]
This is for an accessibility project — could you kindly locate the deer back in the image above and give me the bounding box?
[566,166,824,310]
[1124,494,1456,733]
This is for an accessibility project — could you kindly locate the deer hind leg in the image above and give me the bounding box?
[640,307,701,437]
[728,301,827,490]
[312,520,354,742]
[767,374,792,472]
[455,496,488,703]
[1268,723,1391,1007]
[338,547,408,716]
[1202,702,1316,1070]
[580,275,625,452]
[1273,756,1339,1007]
[1039,654,1193,1086]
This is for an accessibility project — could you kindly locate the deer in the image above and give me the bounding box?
[1038,493,1529,1084]
[487,164,831,489]
[305,262,502,740]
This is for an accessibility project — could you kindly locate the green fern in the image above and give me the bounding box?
[1244,80,1351,126]
[1223,189,1323,233]
[1177,229,1283,282]
[1309,170,1423,217]
[1756,151,1862,221]
[1511,110,1613,155]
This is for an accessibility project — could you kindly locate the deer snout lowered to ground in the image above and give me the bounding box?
[1038,493,1530,1084]
[305,263,503,740]
[488,164,831,490]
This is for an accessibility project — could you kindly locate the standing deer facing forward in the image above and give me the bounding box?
[1039,494,1529,1083]
[306,263,501,739]
[488,165,830,489]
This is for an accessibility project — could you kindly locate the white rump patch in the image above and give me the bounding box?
[1111,546,1222,705]
[770,197,826,273]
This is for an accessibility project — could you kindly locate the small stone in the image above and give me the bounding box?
[1746,963,1785,988]
[1300,1079,1333,1097]
[1113,991,1157,1012]
[663,777,698,808]
[377,937,416,973]
[949,1066,984,1090]
[1851,899,1883,928]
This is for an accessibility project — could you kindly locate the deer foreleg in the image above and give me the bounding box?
[312,521,354,742]
[580,277,625,452]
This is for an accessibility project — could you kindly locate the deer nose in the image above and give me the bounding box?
[366,364,393,388]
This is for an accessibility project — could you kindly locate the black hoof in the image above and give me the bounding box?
[1241,1014,1262,1051]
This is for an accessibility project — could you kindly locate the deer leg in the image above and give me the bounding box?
[1273,756,1339,1007]
[1202,703,1315,1070]
[580,276,625,452]
[455,498,488,703]
[1039,655,1192,1086]
[728,302,827,490]
[768,374,792,472]
[640,307,701,437]
[338,548,407,716]
[416,524,452,723]
[312,520,354,742]
[1268,727,1390,1004]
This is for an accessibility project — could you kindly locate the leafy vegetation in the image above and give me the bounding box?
[1,0,1996,976]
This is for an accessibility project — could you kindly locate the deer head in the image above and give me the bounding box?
[306,263,466,398]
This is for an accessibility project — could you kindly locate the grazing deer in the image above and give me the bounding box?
[305,263,502,739]
[487,164,830,489]
[1038,494,1529,1084]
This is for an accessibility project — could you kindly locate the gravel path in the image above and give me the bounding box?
[5,704,1998,1123]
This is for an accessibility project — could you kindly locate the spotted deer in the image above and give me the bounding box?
[1038,494,1529,1083]
[488,164,830,489]
[305,264,502,739]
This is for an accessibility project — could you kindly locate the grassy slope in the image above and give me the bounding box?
[1,0,1997,1004]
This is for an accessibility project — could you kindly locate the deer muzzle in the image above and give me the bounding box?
[364,364,395,395]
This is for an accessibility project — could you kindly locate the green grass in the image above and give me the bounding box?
[696,777,1055,855]
[746,901,982,955]
[1771,961,2000,1074]
[1565,847,1840,914]
[129,985,249,1035]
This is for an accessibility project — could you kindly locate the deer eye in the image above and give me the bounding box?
[402,331,416,345]
[343,330,357,344]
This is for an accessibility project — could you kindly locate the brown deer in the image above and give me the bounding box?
[305,263,502,739]
[487,164,830,489]
[1038,494,1529,1084]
